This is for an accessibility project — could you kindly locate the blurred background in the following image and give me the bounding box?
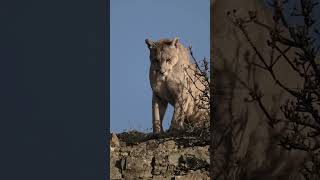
[110,0,210,133]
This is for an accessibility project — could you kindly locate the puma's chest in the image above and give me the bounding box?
[150,75,182,104]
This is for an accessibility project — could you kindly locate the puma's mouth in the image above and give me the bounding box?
[158,72,167,80]
[159,75,166,80]
[158,71,168,77]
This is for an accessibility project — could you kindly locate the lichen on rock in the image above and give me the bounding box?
[109,130,210,180]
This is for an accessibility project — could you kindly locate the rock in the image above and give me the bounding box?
[146,139,158,150]
[175,170,210,180]
[163,140,176,149]
[168,153,181,167]
[109,130,210,179]
[124,156,153,178]
[110,151,122,179]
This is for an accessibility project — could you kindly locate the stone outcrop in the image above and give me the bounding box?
[110,130,210,180]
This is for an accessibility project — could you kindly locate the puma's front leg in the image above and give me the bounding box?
[169,101,186,132]
[152,94,168,133]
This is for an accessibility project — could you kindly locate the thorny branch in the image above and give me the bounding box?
[227,0,320,178]
[183,46,210,131]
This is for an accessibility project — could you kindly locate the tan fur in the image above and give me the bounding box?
[145,37,208,133]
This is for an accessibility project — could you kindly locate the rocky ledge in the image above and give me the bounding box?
[110,129,210,180]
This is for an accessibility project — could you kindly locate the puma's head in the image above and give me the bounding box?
[145,37,181,79]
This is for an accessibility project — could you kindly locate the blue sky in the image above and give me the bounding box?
[110,0,210,133]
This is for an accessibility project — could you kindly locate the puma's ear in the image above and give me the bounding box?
[171,37,179,48]
[145,39,155,50]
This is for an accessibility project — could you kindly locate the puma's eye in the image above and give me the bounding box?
[166,58,171,62]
